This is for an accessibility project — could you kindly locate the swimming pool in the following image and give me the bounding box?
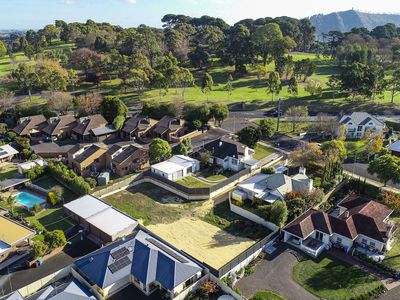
[15,192,46,209]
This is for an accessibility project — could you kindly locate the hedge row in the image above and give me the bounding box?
[354,251,398,276]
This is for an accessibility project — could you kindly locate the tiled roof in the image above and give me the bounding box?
[122,116,155,134]
[72,114,108,136]
[153,116,182,135]
[13,115,47,135]
[42,115,76,136]
[74,144,105,163]
[202,137,248,159]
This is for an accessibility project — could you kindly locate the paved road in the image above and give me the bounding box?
[235,243,318,300]
[221,111,264,133]
[380,285,400,299]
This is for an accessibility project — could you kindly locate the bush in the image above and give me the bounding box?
[45,230,67,249]
[270,200,288,227]
[85,177,97,188]
[354,251,398,276]
[33,203,42,213]
[47,191,58,206]
[244,265,256,277]
[261,166,275,174]
[24,165,46,180]
[47,160,91,196]
[33,241,48,258]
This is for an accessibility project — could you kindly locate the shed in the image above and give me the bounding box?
[97,172,110,186]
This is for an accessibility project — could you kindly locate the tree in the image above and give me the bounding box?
[0,91,15,113]
[47,92,73,114]
[270,200,288,227]
[173,138,192,156]
[304,80,323,96]
[201,72,214,101]
[289,142,322,167]
[252,23,283,66]
[75,93,103,116]
[112,115,125,130]
[45,230,67,249]
[382,191,400,214]
[33,241,48,258]
[363,131,384,160]
[0,40,7,57]
[286,198,305,221]
[35,60,69,92]
[149,138,172,162]
[237,126,260,148]
[265,71,281,102]
[287,77,298,96]
[388,69,400,104]
[285,106,308,132]
[225,74,233,98]
[6,195,16,214]
[258,118,275,138]
[42,24,59,45]
[100,96,128,123]
[12,63,39,100]
[210,103,229,126]
[321,139,347,164]
[368,154,400,186]
[69,48,102,82]
[199,150,212,168]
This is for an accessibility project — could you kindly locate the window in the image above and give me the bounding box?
[315,231,324,241]
[357,126,363,131]
[370,241,376,247]
[336,237,342,244]
[361,238,367,244]
[232,158,238,165]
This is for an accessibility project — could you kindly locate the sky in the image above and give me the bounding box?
[1,0,400,30]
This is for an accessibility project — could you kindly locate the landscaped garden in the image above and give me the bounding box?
[33,175,78,202]
[382,226,400,271]
[292,254,385,300]
[0,163,18,181]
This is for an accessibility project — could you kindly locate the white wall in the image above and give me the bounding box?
[331,233,354,249]
[355,234,385,252]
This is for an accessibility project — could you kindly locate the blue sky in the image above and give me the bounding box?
[1,0,400,29]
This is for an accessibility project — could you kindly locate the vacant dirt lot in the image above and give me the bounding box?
[147,218,256,269]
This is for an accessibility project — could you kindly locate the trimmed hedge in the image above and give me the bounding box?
[354,251,398,276]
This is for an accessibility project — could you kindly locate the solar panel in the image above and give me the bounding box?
[111,247,130,260]
[108,256,131,274]
[145,238,188,264]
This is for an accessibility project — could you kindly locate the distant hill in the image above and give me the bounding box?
[310,10,400,38]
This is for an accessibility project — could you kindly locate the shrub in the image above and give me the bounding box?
[24,165,46,180]
[244,265,256,277]
[256,204,272,220]
[47,191,58,206]
[85,177,97,188]
[261,166,275,174]
[269,200,288,227]
[198,280,219,296]
[33,203,42,213]
[33,241,48,258]
[45,230,67,249]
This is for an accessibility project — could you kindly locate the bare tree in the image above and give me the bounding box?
[47,92,74,115]
[0,91,15,113]
[75,92,103,116]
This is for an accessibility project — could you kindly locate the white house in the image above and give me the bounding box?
[0,144,19,163]
[151,155,200,181]
[74,229,203,299]
[231,168,313,204]
[283,196,395,258]
[201,137,255,172]
[339,112,386,139]
[17,159,47,175]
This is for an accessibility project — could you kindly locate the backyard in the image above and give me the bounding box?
[103,183,271,269]
[382,224,400,271]
[0,163,18,181]
[253,143,274,160]
[292,254,384,300]
[33,175,78,202]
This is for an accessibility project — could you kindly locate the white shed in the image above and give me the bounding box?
[151,155,200,181]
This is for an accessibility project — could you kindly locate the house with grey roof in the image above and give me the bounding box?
[339,112,386,139]
[231,168,313,204]
[74,228,203,299]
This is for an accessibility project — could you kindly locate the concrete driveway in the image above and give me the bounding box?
[234,243,317,300]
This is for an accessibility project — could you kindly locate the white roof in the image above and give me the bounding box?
[0,144,18,159]
[237,173,269,194]
[64,195,110,219]
[168,155,199,166]
[151,161,185,174]
[18,159,47,169]
[0,240,11,255]
[388,140,400,152]
[87,208,136,236]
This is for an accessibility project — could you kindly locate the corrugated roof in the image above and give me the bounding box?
[0,215,35,246]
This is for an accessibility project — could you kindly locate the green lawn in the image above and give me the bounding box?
[25,206,74,232]
[33,175,78,202]
[293,255,384,300]
[382,225,400,271]
[249,290,287,300]
[253,119,311,137]
[103,183,203,226]
[0,167,18,181]
[253,143,274,160]
[204,201,268,240]
[345,140,368,161]
[176,175,212,188]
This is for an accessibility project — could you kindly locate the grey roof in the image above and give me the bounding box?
[388,140,400,153]
[91,125,117,136]
[25,280,95,300]
[0,292,23,300]
[0,178,30,189]
[75,144,104,163]
[201,137,249,159]
[113,145,139,164]
[339,112,384,126]
[73,115,108,136]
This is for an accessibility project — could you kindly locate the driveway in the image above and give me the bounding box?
[221,111,264,133]
[235,243,317,300]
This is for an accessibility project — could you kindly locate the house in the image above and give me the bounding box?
[151,116,186,142]
[283,196,395,258]
[0,144,19,163]
[74,228,203,299]
[200,137,255,172]
[387,140,400,157]
[42,115,77,139]
[71,114,109,142]
[121,115,157,141]
[17,159,47,175]
[232,168,313,204]
[106,144,149,177]
[151,155,200,181]
[0,215,35,263]
[67,144,107,176]
[13,115,47,138]
[339,112,386,139]
[91,125,118,142]
[64,195,138,243]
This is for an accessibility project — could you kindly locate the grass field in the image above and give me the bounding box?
[176,175,213,188]
[0,164,18,181]
[253,119,311,137]
[33,175,78,202]
[293,254,384,300]
[253,143,274,160]
[345,140,368,161]
[104,183,269,269]
[382,226,400,271]
[249,290,287,300]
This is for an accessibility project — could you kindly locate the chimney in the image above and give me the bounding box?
[219,141,223,147]
[299,167,306,175]
[344,210,349,218]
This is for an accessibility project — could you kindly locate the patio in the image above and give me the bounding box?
[286,235,326,258]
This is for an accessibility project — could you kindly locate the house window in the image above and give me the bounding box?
[370,241,376,247]
[357,126,363,131]
[336,237,342,244]
[315,231,324,241]
[361,238,367,244]
[232,158,238,165]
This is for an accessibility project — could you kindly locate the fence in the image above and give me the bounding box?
[92,173,142,198]
[206,229,280,278]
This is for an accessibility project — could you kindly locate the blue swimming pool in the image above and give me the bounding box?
[15,192,46,209]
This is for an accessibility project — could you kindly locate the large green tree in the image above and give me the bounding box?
[149,138,172,163]
[368,154,400,186]
[0,41,7,57]
[100,96,128,123]
[265,71,282,102]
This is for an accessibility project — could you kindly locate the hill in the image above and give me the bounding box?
[310,10,400,38]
